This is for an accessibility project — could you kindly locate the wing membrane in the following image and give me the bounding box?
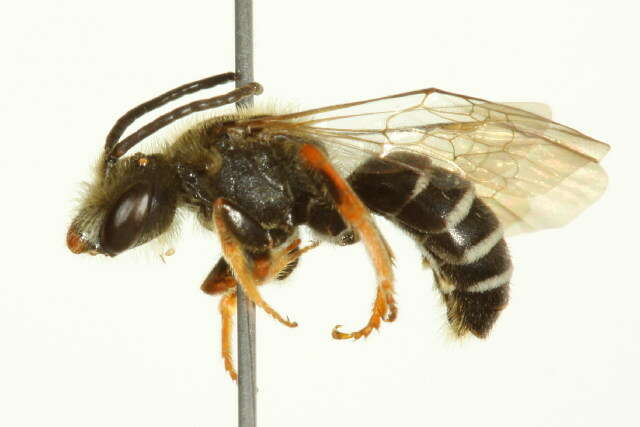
[243,89,609,234]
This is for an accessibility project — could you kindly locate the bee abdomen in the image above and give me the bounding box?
[420,198,512,338]
[348,154,511,338]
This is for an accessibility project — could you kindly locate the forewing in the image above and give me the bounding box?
[244,89,609,235]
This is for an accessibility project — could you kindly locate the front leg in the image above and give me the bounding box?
[201,234,313,296]
[212,198,298,328]
[205,238,318,382]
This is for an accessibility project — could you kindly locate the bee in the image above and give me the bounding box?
[66,72,609,380]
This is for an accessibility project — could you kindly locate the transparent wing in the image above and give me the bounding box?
[242,89,609,235]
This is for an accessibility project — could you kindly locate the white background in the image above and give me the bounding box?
[2,1,639,426]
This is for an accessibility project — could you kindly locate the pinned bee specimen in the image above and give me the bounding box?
[67,72,609,380]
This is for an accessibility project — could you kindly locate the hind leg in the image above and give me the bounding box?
[299,144,396,340]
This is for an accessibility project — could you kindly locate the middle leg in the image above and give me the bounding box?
[219,289,238,381]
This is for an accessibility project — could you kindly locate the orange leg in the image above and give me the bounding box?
[205,233,319,381]
[263,239,320,282]
[247,238,318,284]
[219,290,238,381]
[213,198,304,328]
[201,258,236,295]
[299,144,396,340]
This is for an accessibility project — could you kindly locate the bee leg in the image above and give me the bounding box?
[212,198,298,328]
[206,240,318,381]
[267,238,320,281]
[203,236,318,291]
[219,289,238,381]
[299,144,396,340]
[201,257,236,295]
[199,257,239,380]
[307,200,359,246]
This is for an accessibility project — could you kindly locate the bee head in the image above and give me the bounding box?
[67,153,179,257]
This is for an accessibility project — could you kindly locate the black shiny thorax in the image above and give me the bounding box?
[214,137,299,227]
[168,120,323,241]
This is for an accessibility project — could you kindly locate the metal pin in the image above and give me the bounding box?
[234,1,257,426]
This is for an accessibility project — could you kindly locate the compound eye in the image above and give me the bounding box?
[100,182,152,255]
